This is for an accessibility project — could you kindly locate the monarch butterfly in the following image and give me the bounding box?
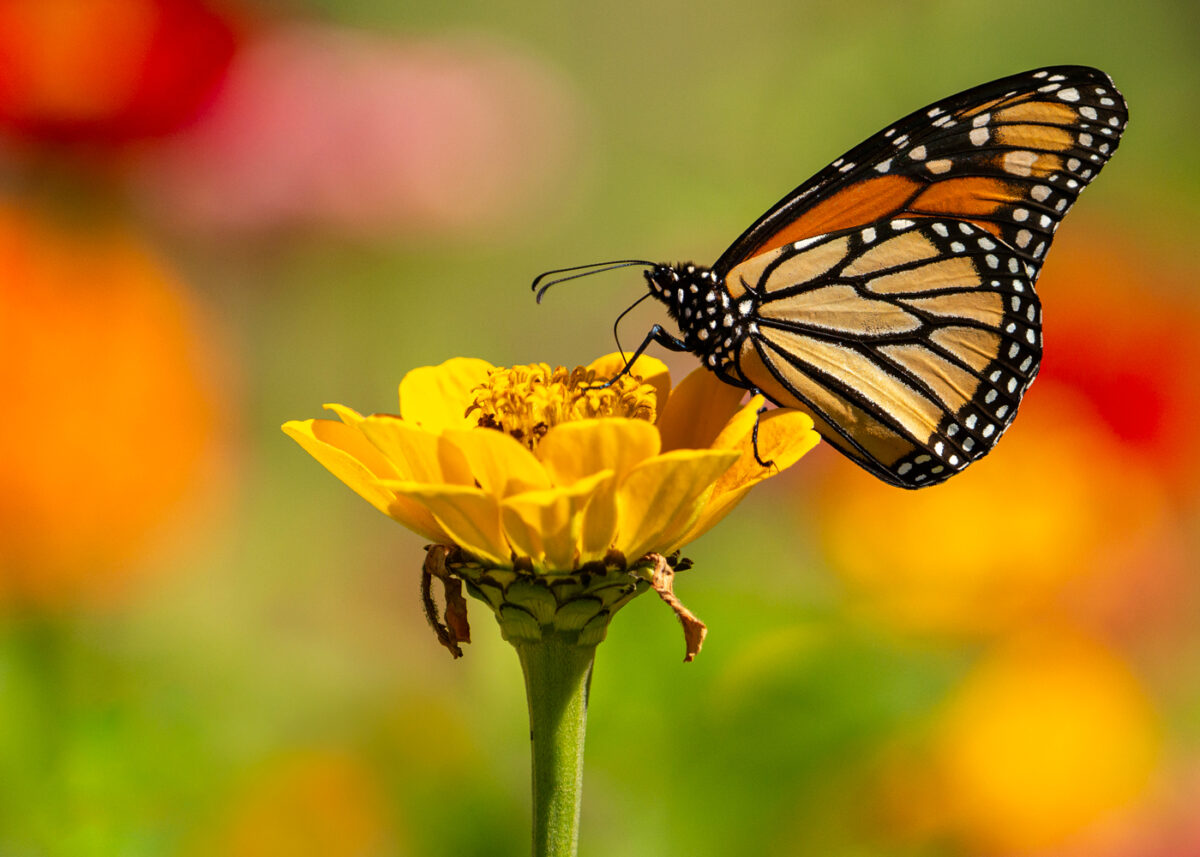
[535,66,1128,488]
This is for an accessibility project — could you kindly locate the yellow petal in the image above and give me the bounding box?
[323,402,367,428]
[578,478,619,564]
[386,482,509,567]
[358,415,472,485]
[500,471,614,571]
[716,407,819,494]
[282,419,447,542]
[657,366,747,451]
[442,428,551,496]
[615,449,740,561]
[586,352,671,416]
[398,357,495,431]
[680,409,820,547]
[536,418,660,487]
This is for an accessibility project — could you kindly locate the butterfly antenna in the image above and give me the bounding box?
[532,259,655,304]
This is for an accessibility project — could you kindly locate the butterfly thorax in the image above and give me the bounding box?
[644,263,754,377]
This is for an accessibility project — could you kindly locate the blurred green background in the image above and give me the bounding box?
[1,0,1198,855]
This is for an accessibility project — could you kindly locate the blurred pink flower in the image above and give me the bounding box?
[138,24,582,237]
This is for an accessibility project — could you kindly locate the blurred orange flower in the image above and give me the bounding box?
[0,201,220,606]
[0,0,239,144]
[193,750,393,857]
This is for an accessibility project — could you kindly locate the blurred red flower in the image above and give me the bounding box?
[1037,228,1200,497]
[0,0,239,145]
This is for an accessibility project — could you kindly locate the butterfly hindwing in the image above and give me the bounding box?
[727,217,1041,488]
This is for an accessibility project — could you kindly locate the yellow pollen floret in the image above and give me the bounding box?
[466,363,658,449]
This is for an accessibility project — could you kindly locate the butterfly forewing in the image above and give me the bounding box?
[727,218,1041,487]
[713,66,1128,279]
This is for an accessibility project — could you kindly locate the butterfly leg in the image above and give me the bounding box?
[595,325,689,388]
[748,389,775,470]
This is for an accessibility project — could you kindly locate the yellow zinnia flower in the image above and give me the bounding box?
[284,353,816,573]
[284,351,818,855]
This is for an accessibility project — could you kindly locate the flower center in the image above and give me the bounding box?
[467,363,658,449]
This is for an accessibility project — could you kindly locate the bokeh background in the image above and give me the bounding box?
[1,1,1198,855]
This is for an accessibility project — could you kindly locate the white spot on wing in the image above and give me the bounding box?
[1002,150,1038,177]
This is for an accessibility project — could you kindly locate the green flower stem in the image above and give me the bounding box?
[515,633,597,857]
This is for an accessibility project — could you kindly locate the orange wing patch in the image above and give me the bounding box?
[744,175,920,260]
[910,177,1015,217]
[993,100,1079,124]
[993,124,1076,150]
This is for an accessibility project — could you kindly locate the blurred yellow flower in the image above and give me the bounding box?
[938,627,1160,853]
[284,353,818,573]
[879,626,1161,855]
